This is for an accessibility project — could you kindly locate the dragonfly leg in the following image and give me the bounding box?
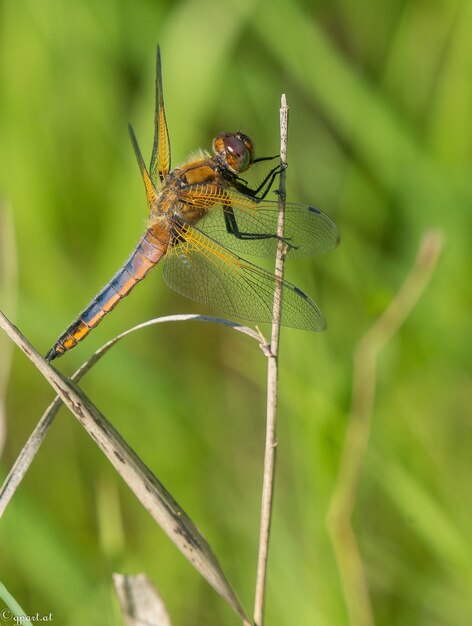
[234,162,287,200]
[222,203,297,250]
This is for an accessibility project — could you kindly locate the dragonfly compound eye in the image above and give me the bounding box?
[213,131,254,174]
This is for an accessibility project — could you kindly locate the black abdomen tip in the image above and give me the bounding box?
[45,346,61,362]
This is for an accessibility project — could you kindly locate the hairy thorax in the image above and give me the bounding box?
[149,153,232,228]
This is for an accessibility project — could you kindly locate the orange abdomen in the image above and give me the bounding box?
[46,226,169,361]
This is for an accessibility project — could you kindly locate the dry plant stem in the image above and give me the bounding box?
[113,573,173,626]
[253,94,289,626]
[0,314,262,517]
[0,311,251,623]
[327,230,443,626]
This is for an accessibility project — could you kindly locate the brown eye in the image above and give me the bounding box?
[225,135,247,158]
[212,131,254,173]
[235,132,255,157]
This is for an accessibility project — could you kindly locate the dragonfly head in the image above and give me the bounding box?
[213,131,254,174]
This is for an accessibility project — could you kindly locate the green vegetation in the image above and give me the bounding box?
[1,0,471,624]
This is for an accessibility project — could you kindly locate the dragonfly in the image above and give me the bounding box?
[45,47,339,362]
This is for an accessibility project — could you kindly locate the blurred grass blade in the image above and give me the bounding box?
[0,581,26,618]
[253,0,441,194]
[160,0,258,149]
[0,310,250,622]
[327,231,444,626]
[113,573,173,626]
[380,460,472,576]
[0,199,18,457]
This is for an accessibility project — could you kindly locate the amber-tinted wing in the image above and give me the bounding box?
[179,187,339,258]
[150,46,171,184]
[163,221,326,331]
[129,124,158,210]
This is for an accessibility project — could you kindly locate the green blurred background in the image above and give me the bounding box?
[1,0,471,624]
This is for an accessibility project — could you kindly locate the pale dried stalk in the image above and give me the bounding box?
[0,314,262,517]
[113,573,173,626]
[327,230,443,626]
[0,310,251,623]
[253,94,289,626]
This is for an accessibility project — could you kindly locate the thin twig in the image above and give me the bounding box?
[253,94,289,626]
[327,230,443,626]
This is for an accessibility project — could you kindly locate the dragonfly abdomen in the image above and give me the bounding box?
[45,227,169,361]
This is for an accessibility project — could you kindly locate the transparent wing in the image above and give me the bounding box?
[180,187,339,258]
[163,222,326,331]
[150,46,171,184]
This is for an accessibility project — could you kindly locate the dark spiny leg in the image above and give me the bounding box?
[222,203,295,250]
[234,163,287,200]
[251,154,279,164]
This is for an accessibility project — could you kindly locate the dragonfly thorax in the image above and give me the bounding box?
[212,131,254,175]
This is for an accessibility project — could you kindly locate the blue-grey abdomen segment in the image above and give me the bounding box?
[45,227,169,361]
